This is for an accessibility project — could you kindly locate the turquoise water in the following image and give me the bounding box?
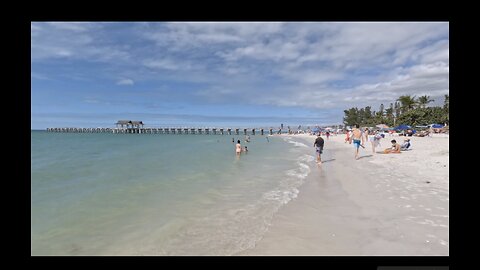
[31,131,315,255]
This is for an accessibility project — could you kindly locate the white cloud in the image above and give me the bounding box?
[143,59,181,70]
[283,69,344,85]
[84,99,99,103]
[46,22,90,32]
[116,79,134,85]
[31,22,131,63]
[32,22,449,124]
[245,59,448,111]
[143,22,284,50]
[324,62,449,109]
[31,72,50,80]
[142,58,202,71]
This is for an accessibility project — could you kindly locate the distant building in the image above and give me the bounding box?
[115,120,144,128]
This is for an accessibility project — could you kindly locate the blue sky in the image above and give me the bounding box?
[31,22,449,129]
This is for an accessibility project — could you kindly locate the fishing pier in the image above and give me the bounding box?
[46,120,283,135]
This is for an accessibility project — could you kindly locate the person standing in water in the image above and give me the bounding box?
[349,124,364,160]
[314,134,325,164]
[235,140,242,156]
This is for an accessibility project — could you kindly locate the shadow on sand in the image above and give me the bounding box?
[357,155,373,160]
[320,158,336,163]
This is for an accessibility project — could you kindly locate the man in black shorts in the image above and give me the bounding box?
[314,134,324,164]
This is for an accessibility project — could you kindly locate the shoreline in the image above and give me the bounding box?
[240,133,448,255]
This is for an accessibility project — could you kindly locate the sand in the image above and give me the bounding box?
[240,133,448,255]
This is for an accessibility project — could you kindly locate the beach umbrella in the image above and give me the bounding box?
[376,124,389,129]
[311,127,320,132]
[394,124,411,130]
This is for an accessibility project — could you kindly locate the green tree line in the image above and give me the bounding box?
[343,94,449,127]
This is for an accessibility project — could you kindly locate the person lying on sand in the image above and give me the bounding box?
[383,139,401,154]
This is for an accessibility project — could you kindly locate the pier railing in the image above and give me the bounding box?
[45,127,284,135]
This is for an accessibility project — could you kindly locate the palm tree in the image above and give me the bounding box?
[397,95,417,113]
[417,95,435,108]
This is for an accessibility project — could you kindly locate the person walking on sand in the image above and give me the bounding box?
[236,140,242,156]
[349,124,364,160]
[371,132,384,153]
[326,131,330,140]
[345,130,351,143]
[314,134,324,164]
[367,129,375,153]
[364,128,370,143]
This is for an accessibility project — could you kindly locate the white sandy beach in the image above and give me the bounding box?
[240,133,449,255]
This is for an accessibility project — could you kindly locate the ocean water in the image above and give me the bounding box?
[31,131,315,255]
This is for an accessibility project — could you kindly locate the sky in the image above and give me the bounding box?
[31,22,449,129]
